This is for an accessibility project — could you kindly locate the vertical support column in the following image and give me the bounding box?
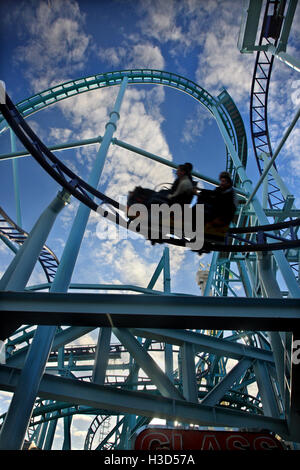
[37,421,49,450]
[165,344,173,383]
[204,251,218,296]
[257,252,293,420]
[48,76,128,292]
[43,418,57,450]
[237,259,253,298]
[36,400,50,449]
[253,360,281,418]
[163,246,174,425]
[0,78,128,451]
[163,247,171,293]
[118,415,130,450]
[92,328,112,385]
[165,340,174,427]
[262,172,269,210]
[62,415,72,450]
[181,343,198,403]
[10,129,22,227]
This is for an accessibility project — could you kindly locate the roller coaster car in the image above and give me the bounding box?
[126,186,180,243]
[127,186,231,246]
[127,186,157,216]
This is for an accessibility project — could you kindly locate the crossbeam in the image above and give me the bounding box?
[0,365,289,437]
[0,291,299,331]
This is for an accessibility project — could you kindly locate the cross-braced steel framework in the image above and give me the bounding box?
[0,0,300,451]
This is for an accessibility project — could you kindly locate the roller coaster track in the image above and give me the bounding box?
[84,414,112,450]
[0,206,59,283]
[1,85,299,253]
[250,0,287,209]
[0,69,244,173]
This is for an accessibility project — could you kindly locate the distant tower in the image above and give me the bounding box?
[196,263,210,295]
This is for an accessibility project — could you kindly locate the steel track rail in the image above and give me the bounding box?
[250,0,287,209]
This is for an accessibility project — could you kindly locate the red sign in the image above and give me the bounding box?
[133,427,285,451]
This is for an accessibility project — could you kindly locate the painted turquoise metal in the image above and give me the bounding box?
[0,78,129,450]
[10,130,22,227]
[0,61,299,449]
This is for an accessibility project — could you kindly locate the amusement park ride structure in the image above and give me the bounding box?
[0,0,299,450]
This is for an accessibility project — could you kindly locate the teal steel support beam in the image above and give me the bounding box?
[276,0,298,53]
[257,252,298,439]
[181,343,198,403]
[238,0,263,53]
[50,76,128,294]
[162,247,173,423]
[262,171,269,210]
[267,44,300,73]
[0,365,290,438]
[131,328,274,363]
[163,247,171,293]
[0,136,102,161]
[10,129,22,227]
[92,328,112,385]
[257,252,287,403]
[1,291,299,330]
[165,341,174,427]
[43,416,57,450]
[147,253,165,290]
[237,260,253,298]
[147,247,171,292]
[6,326,95,368]
[0,233,18,254]
[201,358,253,406]
[25,282,179,295]
[37,420,49,450]
[0,77,129,450]
[112,328,184,400]
[253,360,281,418]
[62,414,72,450]
[204,252,218,296]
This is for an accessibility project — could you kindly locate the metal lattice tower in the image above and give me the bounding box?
[0,0,300,451]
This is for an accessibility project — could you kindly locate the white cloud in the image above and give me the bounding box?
[49,127,73,143]
[0,391,13,414]
[137,0,189,46]
[11,0,91,92]
[181,105,214,144]
[72,429,87,437]
[67,330,98,346]
[266,66,300,183]
[195,26,253,104]
[132,0,254,104]
[98,43,165,70]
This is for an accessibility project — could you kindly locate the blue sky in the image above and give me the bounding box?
[0,0,299,449]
